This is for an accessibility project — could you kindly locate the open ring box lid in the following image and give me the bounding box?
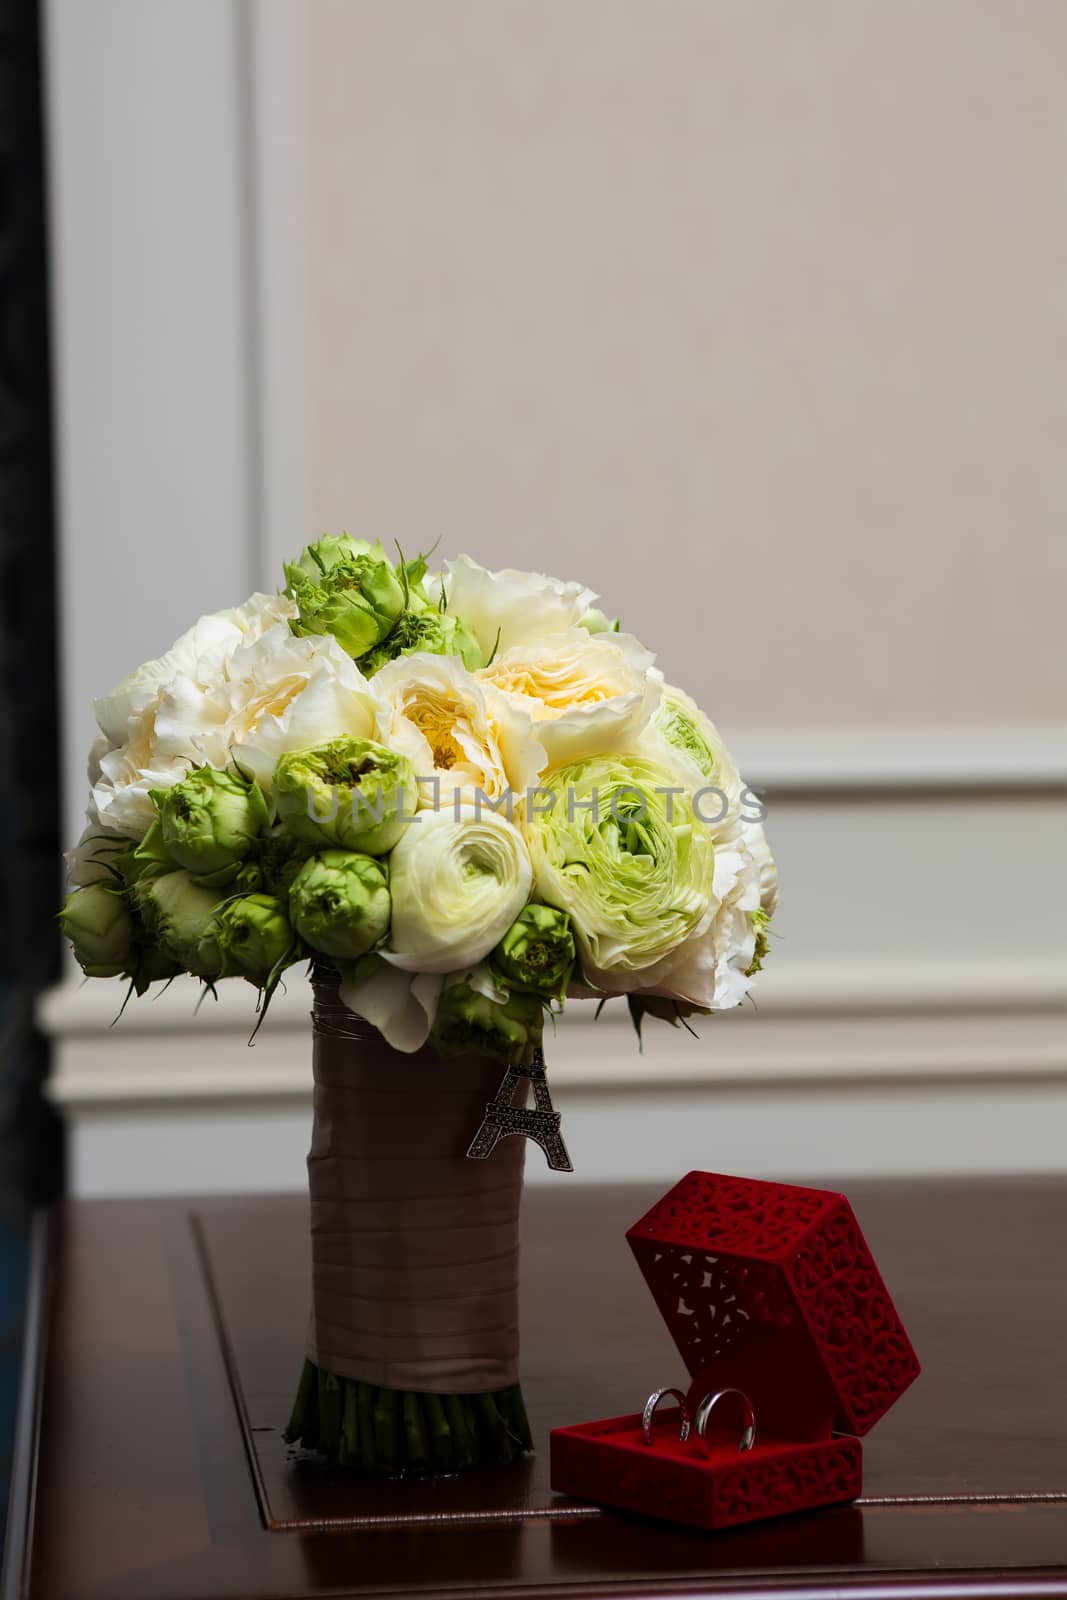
[550,1171,920,1531]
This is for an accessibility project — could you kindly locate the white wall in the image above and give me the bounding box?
[305,0,1067,731]
[44,0,258,852]
[40,0,1067,1196]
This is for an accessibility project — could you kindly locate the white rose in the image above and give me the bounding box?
[372,652,546,808]
[382,806,532,974]
[438,554,598,658]
[479,629,661,769]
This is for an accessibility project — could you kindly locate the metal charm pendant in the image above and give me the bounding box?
[466,1046,574,1172]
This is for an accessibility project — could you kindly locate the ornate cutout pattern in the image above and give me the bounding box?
[628,1172,920,1436]
[712,1439,862,1525]
[792,1202,921,1430]
[550,1430,862,1532]
[631,1171,834,1258]
[636,1246,796,1374]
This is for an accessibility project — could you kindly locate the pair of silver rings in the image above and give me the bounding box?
[641,1386,757,1454]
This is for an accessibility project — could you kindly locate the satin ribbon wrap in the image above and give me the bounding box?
[306,972,526,1394]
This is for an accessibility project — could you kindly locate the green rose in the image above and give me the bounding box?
[274,738,417,856]
[430,982,544,1064]
[133,870,226,979]
[490,903,575,1001]
[60,883,134,978]
[283,532,378,589]
[152,766,269,877]
[205,893,299,988]
[288,850,391,960]
[360,602,483,676]
[288,547,406,660]
[522,755,715,985]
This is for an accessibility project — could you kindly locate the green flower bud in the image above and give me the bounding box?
[60,883,133,978]
[430,982,544,1064]
[288,549,406,660]
[116,819,175,891]
[274,738,417,855]
[490,903,575,1001]
[288,850,391,961]
[152,767,269,877]
[206,893,299,988]
[191,858,265,893]
[123,921,184,992]
[361,603,483,675]
[133,869,226,979]
[283,532,378,590]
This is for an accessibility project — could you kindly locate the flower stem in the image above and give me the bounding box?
[285,1360,533,1474]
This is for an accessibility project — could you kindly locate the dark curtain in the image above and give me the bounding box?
[0,0,62,1533]
[0,0,62,1248]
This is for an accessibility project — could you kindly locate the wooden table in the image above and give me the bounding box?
[4,1180,1067,1599]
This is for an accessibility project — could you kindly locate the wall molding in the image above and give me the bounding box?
[40,960,1067,1110]
[727,725,1067,793]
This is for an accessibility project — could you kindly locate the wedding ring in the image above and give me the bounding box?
[694,1387,757,1453]
[642,1387,692,1447]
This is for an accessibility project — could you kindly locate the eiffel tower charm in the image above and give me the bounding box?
[466,1047,573,1172]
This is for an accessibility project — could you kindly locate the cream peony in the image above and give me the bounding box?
[435,554,599,659]
[217,628,379,794]
[372,652,545,808]
[382,806,532,974]
[92,593,294,751]
[91,599,382,837]
[90,594,299,837]
[480,629,661,769]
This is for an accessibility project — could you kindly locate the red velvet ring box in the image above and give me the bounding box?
[550,1171,920,1531]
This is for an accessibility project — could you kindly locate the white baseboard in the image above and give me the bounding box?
[41,958,1067,1112]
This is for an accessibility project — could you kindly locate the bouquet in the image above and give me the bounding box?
[61,537,777,1473]
[62,537,776,1048]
